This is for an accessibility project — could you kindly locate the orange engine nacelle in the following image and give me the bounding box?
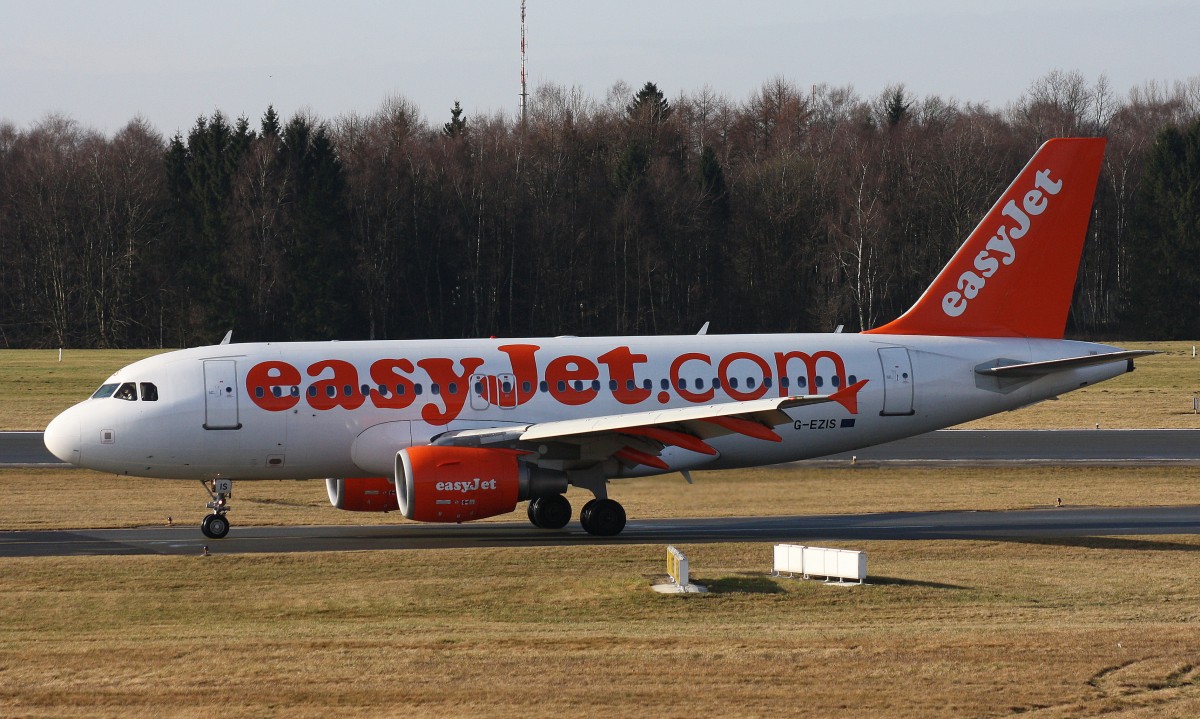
[396,446,566,523]
[326,476,400,512]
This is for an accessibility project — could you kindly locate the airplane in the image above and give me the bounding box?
[43,137,1151,539]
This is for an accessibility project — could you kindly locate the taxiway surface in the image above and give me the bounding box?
[3,506,1197,557]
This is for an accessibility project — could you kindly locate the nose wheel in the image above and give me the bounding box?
[200,479,233,539]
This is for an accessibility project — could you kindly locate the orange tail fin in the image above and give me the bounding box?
[866,137,1106,338]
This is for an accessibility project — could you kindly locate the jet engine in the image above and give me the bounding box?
[396,446,567,523]
[326,476,399,512]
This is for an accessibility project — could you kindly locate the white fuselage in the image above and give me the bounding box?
[44,333,1127,481]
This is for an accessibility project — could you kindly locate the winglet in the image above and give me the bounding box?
[829,379,868,415]
[866,138,1106,338]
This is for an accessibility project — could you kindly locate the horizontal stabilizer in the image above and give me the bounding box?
[975,350,1156,378]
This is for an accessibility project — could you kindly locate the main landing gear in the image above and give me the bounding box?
[579,498,626,536]
[526,493,627,536]
[200,478,233,539]
[527,494,572,529]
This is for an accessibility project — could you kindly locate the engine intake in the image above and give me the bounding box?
[396,446,567,523]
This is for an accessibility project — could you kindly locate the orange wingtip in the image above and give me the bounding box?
[829,379,868,415]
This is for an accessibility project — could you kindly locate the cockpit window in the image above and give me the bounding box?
[92,383,119,399]
[140,383,159,402]
[114,382,138,401]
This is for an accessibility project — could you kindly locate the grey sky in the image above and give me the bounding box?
[1,0,1196,136]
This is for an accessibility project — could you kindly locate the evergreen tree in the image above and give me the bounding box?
[278,116,358,340]
[1123,121,1200,338]
[885,86,910,128]
[261,105,281,137]
[626,82,672,124]
[443,101,468,138]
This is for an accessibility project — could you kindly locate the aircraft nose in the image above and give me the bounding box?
[44,411,82,465]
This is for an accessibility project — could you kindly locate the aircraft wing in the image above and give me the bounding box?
[432,380,867,471]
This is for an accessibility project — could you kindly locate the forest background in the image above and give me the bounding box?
[2,70,1198,349]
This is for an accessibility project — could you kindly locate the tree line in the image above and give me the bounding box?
[2,70,1199,349]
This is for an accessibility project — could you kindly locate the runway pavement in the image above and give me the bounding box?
[4,430,1196,558]
[2,506,1197,557]
[5,429,1200,467]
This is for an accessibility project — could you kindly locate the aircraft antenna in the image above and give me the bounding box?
[520,0,528,125]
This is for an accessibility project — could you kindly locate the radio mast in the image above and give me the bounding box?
[520,0,528,124]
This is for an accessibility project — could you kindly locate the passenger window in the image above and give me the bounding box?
[255,387,265,399]
[848,375,857,384]
[832,375,841,387]
[114,382,137,401]
[539,381,548,392]
[140,383,159,401]
[449,383,459,395]
[747,377,757,389]
[523,381,532,393]
[431,384,441,396]
[308,386,318,397]
[816,376,824,388]
[92,383,119,399]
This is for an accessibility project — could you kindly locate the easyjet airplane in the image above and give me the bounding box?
[44,138,1148,539]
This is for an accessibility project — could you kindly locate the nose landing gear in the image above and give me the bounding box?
[200,478,232,539]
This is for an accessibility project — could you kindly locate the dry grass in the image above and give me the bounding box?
[0,349,165,430]
[0,539,1198,718]
[1,342,1197,430]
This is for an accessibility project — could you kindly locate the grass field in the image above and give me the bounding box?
[1,535,1198,717]
[2,465,1200,717]
[2,344,1199,717]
